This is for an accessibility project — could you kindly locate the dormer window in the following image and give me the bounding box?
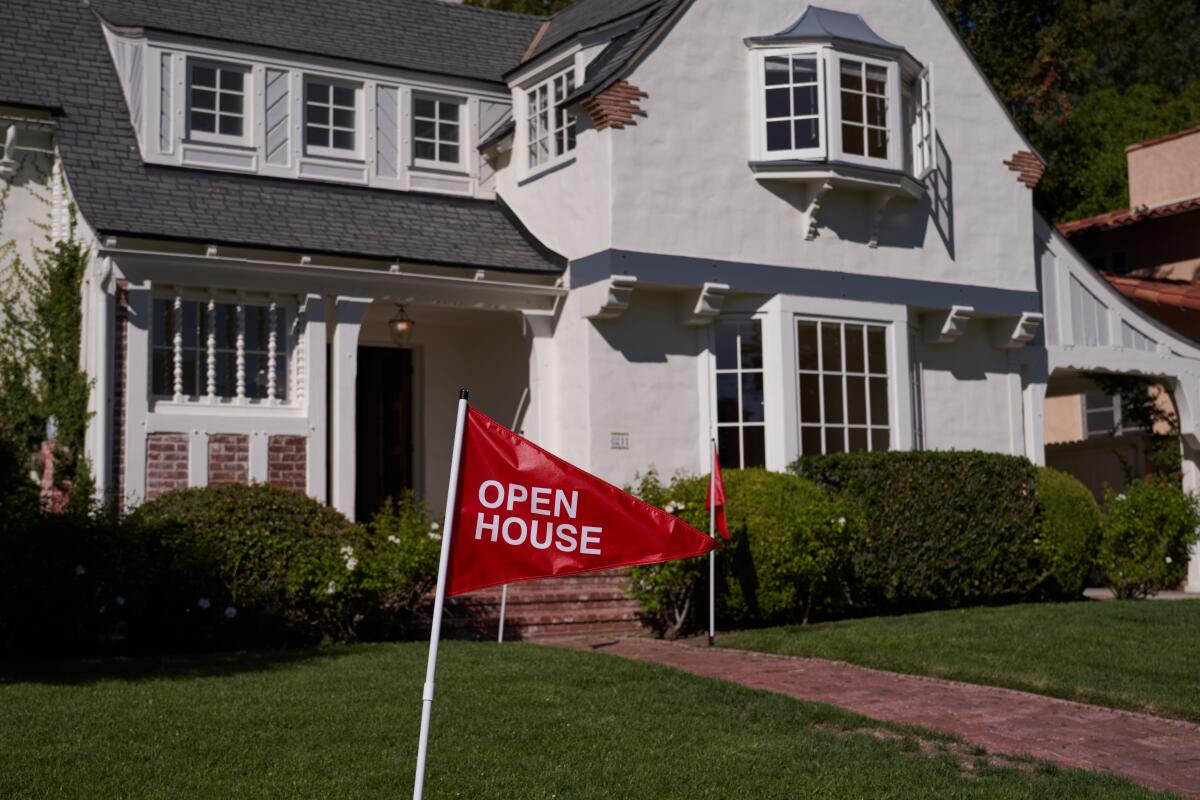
[187,60,248,144]
[764,53,823,157]
[838,58,889,161]
[304,77,360,158]
[413,94,464,170]
[526,66,577,170]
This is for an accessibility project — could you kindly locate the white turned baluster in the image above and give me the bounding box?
[267,298,278,402]
[206,296,216,401]
[235,297,246,401]
[172,295,183,401]
[293,296,305,405]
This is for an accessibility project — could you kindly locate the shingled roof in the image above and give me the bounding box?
[1,0,563,274]
[92,0,542,85]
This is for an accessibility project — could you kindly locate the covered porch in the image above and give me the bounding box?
[89,238,563,520]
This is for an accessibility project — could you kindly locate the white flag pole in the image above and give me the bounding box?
[709,437,716,647]
[497,583,508,643]
[413,389,469,800]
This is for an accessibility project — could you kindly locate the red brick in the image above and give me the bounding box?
[145,432,187,500]
[208,434,249,485]
[267,435,306,492]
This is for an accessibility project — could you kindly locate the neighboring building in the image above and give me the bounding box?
[1047,125,1200,497]
[4,0,1200,590]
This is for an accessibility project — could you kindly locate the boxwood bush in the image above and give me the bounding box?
[792,451,1043,609]
[1100,479,1200,599]
[1035,467,1102,597]
[627,469,860,637]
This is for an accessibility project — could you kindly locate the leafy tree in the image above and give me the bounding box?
[0,199,94,511]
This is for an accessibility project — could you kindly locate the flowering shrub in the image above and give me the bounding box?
[627,469,860,637]
[1100,479,1200,599]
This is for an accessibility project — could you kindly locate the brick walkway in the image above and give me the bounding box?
[554,637,1200,798]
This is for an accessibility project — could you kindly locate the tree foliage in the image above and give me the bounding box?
[465,0,573,15]
[0,184,94,509]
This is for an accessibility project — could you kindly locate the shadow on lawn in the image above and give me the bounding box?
[0,645,360,687]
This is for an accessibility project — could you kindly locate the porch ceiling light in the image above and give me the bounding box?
[389,304,415,345]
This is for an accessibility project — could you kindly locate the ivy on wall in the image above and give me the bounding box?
[0,158,95,511]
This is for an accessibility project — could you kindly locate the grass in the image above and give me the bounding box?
[720,600,1200,722]
[0,641,1176,799]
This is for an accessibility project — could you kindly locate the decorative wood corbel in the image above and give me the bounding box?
[680,282,731,326]
[923,305,974,344]
[991,311,1044,349]
[868,188,898,248]
[801,179,834,241]
[585,275,638,321]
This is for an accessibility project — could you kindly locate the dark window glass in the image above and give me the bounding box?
[867,326,886,374]
[846,375,867,424]
[797,321,819,370]
[821,323,842,371]
[794,119,819,149]
[741,373,765,423]
[801,425,822,455]
[766,121,791,151]
[823,375,844,423]
[825,427,845,454]
[741,321,763,369]
[870,377,889,425]
[718,427,740,467]
[764,56,789,86]
[716,373,740,423]
[848,427,869,453]
[799,374,821,423]
[742,426,766,468]
[871,429,890,452]
[715,323,739,370]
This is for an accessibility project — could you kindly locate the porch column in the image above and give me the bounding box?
[329,297,371,521]
[303,295,328,503]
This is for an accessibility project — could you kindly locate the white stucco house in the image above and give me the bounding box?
[4,0,1200,588]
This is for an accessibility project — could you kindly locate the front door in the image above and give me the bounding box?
[356,346,414,522]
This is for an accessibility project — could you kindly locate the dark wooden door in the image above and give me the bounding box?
[356,347,413,522]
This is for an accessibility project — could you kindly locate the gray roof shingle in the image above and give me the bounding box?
[1,0,563,274]
[93,0,543,85]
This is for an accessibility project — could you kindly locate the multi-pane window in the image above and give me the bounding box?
[413,95,463,167]
[839,59,889,160]
[188,61,246,140]
[151,297,288,402]
[715,320,766,468]
[527,67,577,169]
[797,319,889,454]
[305,79,357,155]
[1083,391,1144,438]
[764,54,821,154]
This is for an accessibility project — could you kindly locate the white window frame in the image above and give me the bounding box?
[752,48,827,161]
[150,292,293,407]
[185,59,251,146]
[795,316,892,455]
[303,76,363,160]
[411,92,467,172]
[910,65,934,179]
[830,52,900,169]
[1082,391,1143,439]
[712,317,768,469]
[524,63,578,173]
[769,295,914,469]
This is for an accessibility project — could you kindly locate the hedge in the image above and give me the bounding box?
[0,482,440,656]
[792,451,1043,608]
[1035,467,1102,597]
[1100,479,1200,599]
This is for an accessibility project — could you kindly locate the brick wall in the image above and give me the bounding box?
[208,434,249,485]
[268,435,307,492]
[145,432,188,500]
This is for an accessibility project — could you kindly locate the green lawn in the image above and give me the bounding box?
[720,600,1200,722]
[0,642,1174,799]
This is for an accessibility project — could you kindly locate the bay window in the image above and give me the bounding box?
[837,57,889,162]
[151,295,290,403]
[187,60,248,144]
[763,53,823,157]
[796,319,890,454]
[714,319,766,468]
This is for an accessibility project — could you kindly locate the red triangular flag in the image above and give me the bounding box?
[705,442,731,540]
[447,407,720,596]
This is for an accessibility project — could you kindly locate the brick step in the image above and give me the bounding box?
[508,619,646,639]
[475,604,642,625]
[459,587,632,604]
[455,597,642,615]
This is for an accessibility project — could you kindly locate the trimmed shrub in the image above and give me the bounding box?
[123,484,439,648]
[792,451,1042,608]
[627,469,860,637]
[1099,479,1200,599]
[1034,467,1102,597]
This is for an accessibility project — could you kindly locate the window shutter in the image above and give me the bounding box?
[912,65,934,178]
